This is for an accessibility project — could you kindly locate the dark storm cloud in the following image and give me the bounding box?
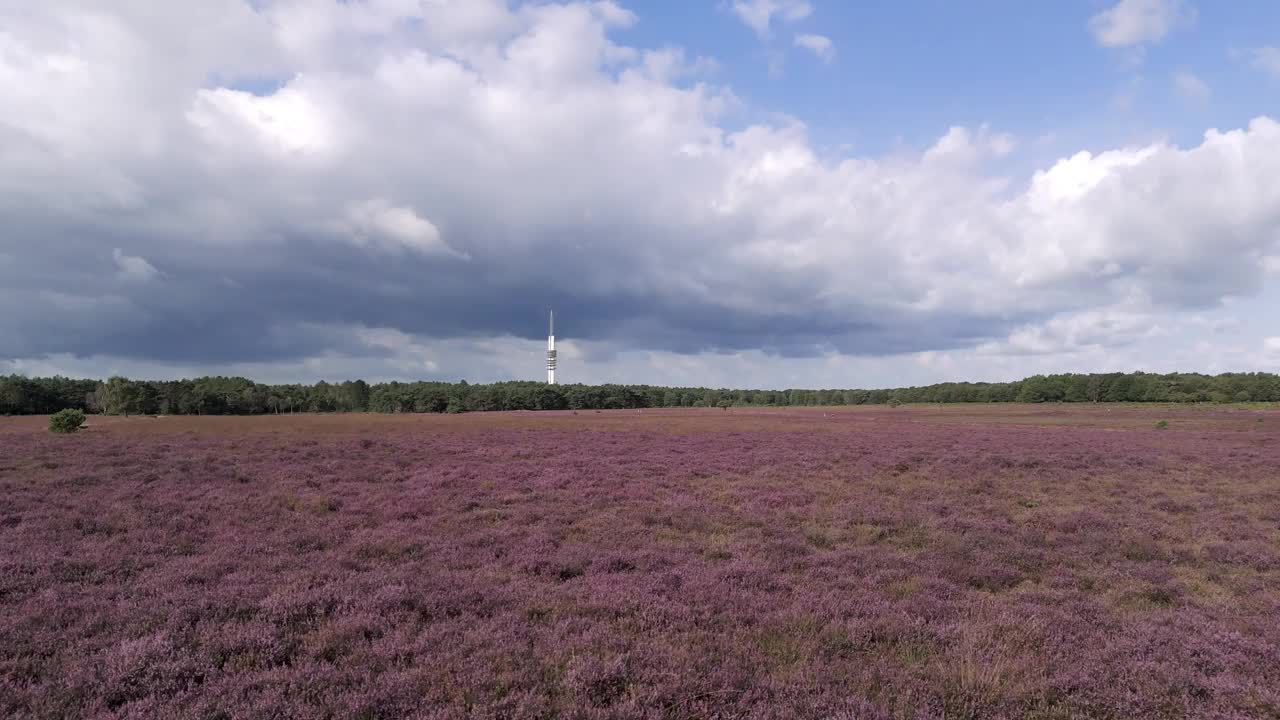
[0,218,1030,365]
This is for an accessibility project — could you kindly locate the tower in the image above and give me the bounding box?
[546,310,557,385]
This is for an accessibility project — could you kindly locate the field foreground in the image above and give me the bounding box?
[2,405,1279,719]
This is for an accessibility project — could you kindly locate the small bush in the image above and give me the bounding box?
[556,564,585,582]
[49,409,86,434]
[1155,420,1169,430]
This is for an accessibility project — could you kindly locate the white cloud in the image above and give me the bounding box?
[977,309,1165,357]
[354,327,440,374]
[1248,47,1280,79]
[1089,0,1194,48]
[341,199,467,258]
[1172,71,1210,103]
[921,125,1016,165]
[112,249,158,281]
[1264,337,1280,354]
[189,84,338,158]
[794,34,835,63]
[1187,314,1240,335]
[730,0,812,38]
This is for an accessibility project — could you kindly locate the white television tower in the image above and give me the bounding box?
[546,310,557,385]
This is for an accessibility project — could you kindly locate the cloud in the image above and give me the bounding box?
[0,0,1278,386]
[977,309,1166,357]
[729,0,812,38]
[1089,0,1194,48]
[340,199,468,258]
[1187,314,1240,335]
[1248,47,1280,79]
[1172,71,1210,103]
[793,34,835,63]
[1108,75,1144,112]
[112,249,159,282]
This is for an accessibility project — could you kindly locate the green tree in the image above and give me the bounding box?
[0,377,26,415]
[96,377,143,416]
[49,408,86,433]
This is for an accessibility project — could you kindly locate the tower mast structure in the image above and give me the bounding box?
[546,310,557,385]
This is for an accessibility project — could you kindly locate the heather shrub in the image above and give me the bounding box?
[48,408,85,434]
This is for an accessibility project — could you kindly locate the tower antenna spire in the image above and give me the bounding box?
[546,309,557,385]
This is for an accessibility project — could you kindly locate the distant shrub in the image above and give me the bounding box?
[556,564,585,582]
[1126,585,1178,609]
[805,526,837,549]
[888,398,903,408]
[48,408,86,434]
[1155,420,1169,430]
[273,493,300,512]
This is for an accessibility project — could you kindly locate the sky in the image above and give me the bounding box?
[2,0,1280,389]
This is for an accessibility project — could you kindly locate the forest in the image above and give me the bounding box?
[2,371,1278,416]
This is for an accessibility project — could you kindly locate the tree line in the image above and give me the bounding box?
[2,371,1278,416]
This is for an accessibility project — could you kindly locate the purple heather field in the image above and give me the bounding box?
[1,406,1279,719]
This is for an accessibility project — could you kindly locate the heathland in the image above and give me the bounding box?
[2,405,1278,718]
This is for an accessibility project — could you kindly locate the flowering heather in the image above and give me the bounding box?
[2,406,1279,719]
